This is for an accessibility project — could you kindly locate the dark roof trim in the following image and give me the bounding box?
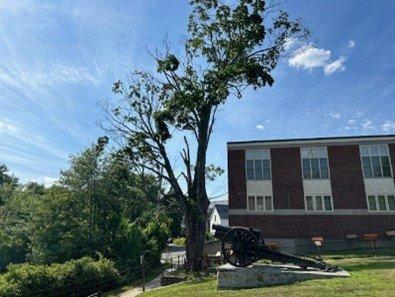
[227,134,395,149]
[228,134,395,145]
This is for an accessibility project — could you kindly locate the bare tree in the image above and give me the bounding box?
[103,0,308,271]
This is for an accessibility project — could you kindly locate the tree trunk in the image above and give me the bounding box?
[184,201,208,271]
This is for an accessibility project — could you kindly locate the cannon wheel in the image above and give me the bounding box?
[222,227,260,267]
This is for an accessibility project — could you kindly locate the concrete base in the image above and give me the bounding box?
[217,263,350,289]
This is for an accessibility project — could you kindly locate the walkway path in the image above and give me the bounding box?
[118,247,185,297]
[119,267,176,297]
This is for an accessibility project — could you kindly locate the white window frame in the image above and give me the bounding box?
[247,195,274,212]
[366,194,395,212]
[245,149,272,181]
[359,144,393,179]
[300,147,330,180]
[304,194,334,212]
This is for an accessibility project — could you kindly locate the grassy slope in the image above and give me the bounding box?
[141,248,395,297]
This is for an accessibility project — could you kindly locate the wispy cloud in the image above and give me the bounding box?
[328,111,342,119]
[324,57,346,76]
[256,124,266,130]
[382,120,395,133]
[347,39,356,49]
[362,119,374,131]
[0,118,18,134]
[344,117,395,134]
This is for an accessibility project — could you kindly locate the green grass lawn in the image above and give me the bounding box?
[140,248,395,297]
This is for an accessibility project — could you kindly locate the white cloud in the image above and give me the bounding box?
[289,45,347,76]
[362,119,374,131]
[289,46,331,70]
[347,119,356,125]
[328,112,342,119]
[42,176,58,187]
[347,39,356,48]
[256,124,266,130]
[324,57,346,76]
[283,37,296,51]
[0,118,18,134]
[382,120,395,133]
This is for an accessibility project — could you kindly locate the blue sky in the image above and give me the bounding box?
[0,1,394,197]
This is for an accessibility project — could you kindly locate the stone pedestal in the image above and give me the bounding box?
[217,263,350,289]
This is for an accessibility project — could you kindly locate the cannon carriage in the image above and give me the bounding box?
[212,224,338,271]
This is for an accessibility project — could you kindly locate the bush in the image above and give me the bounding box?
[0,257,120,297]
[173,237,186,246]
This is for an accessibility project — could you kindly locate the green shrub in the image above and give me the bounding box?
[173,237,186,246]
[0,257,120,297]
[205,232,214,242]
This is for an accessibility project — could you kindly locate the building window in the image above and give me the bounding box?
[360,144,392,178]
[246,149,271,180]
[305,195,333,212]
[367,194,395,212]
[301,147,329,179]
[247,196,273,211]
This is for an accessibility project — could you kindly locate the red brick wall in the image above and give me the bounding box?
[328,145,367,209]
[228,150,246,209]
[271,148,305,209]
[389,144,395,185]
[230,214,395,239]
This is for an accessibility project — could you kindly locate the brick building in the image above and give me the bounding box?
[228,135,395,246]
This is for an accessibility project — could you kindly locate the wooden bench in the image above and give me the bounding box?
[311,236,324,260]
[346,234,358,249]
[385,230,395,238]
[364,233,378,255]
[266,242,280,251]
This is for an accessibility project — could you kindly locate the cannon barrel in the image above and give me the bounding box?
[212,224,261,240]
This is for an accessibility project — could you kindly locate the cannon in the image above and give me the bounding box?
[212,225,338,271]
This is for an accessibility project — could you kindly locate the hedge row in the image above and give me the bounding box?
[0,257,120,297]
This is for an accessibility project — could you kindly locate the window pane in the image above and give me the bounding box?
[381,157,392,177]
[362,157,372,178]
[262,159,271,180]
[301,148,311,158]
[388,195,395,211]
[246,160,254,180]
[311,158,320,179]
[368,195,377,211]
[378,195,387,211]
[324,196,332,211]
[306,196,313,211]
[315,196,323,211]
[370,145,379,155]
[254,160,263,180]
[381,156,390,166]
[382,166,391,177]
[371,157,382,177]
[248,196,255,211]
[319,158,329,178]
[360,145,369,156]
[265,196,272,211]
[256,196,264,211]
[302,159,311,179]
[379,145,389,156]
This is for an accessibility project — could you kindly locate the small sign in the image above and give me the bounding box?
[140,254,145,265]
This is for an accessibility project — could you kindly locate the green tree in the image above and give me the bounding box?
[104,0,308,270]
[0,190,33,266]
[0,164,18,188]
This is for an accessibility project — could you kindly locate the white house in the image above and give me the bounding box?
[209,204,229,234]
